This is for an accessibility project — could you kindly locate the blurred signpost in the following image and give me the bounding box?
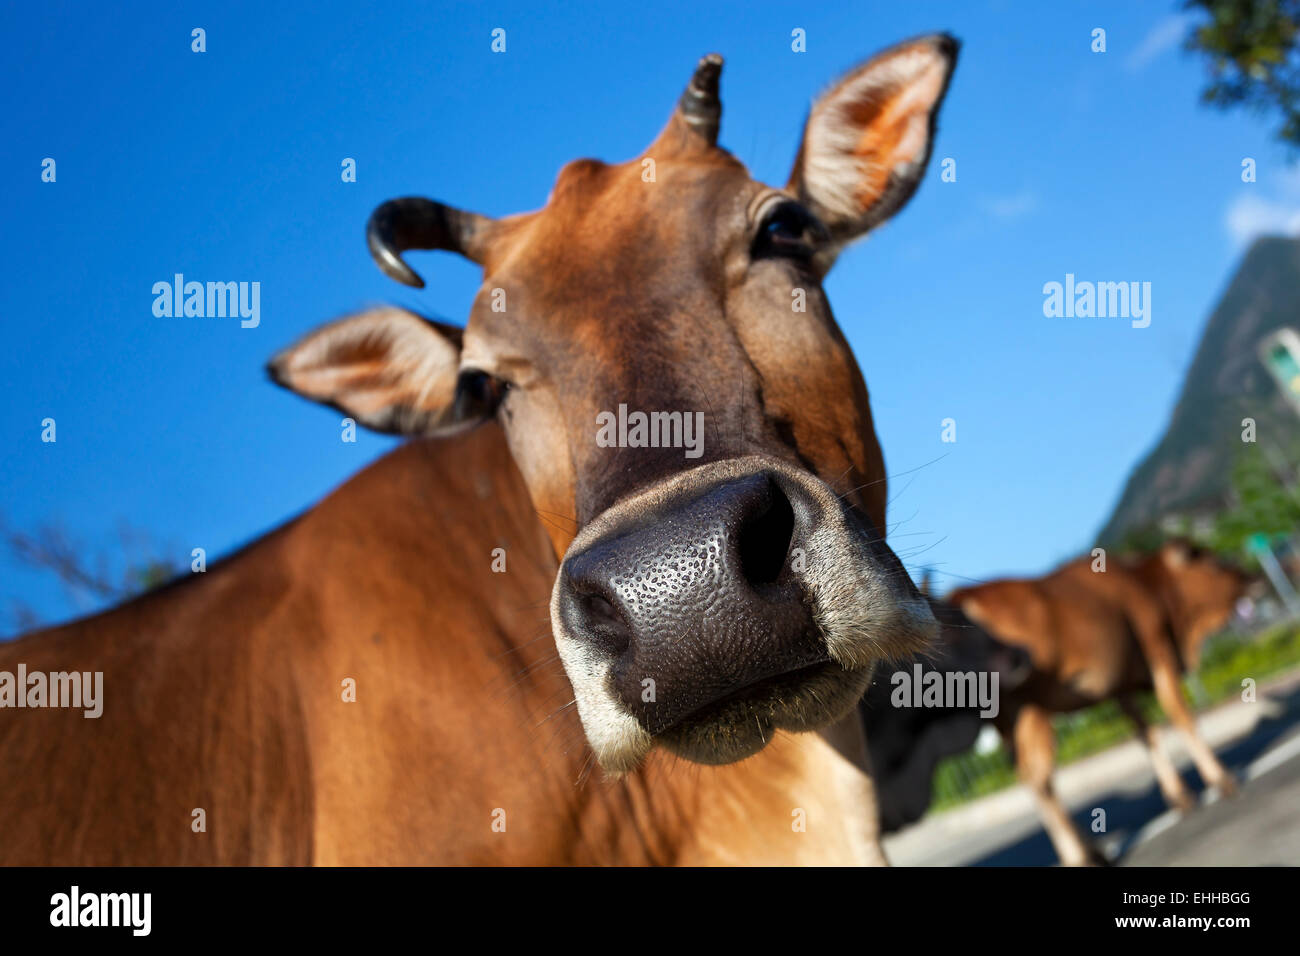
[1259,327,1300,417]
[1254,329,1300,617]
[1247,532,1300,616]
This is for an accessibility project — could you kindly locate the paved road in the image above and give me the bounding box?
[1121,719,1300,866]
[962,683,1300,866]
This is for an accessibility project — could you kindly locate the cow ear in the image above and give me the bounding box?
[267,307,493,436]
[787,34,957,251]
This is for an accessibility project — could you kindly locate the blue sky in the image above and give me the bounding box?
[2,0,1294,632]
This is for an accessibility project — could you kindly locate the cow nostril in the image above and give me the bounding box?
[564,587,632,658]
[737,481,796,587]
[584,593,620,624]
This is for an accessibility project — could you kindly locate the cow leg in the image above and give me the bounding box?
[1013,704,1100,866]
[1150,662,1237,798]
[1118,695,1196,812]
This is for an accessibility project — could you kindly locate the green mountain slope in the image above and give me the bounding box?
[1097,236,1300,546]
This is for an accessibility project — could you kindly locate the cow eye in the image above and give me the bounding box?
[455,369,510,417]
[753,202,826,261]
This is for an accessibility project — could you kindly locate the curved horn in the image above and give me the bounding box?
[678,53,723,146]
[366,197,494,288]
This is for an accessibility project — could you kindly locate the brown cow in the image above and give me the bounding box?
[0,35,958,864]
[949,542,1250,865]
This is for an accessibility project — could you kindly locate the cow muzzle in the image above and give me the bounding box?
[550,456,936,773]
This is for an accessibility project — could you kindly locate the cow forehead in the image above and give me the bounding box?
[486,152,758,274]
[468,152,765,356]
[549,150,752,204]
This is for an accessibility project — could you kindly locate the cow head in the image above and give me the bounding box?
[1145,541,1253,665]
[270,36,958,773]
